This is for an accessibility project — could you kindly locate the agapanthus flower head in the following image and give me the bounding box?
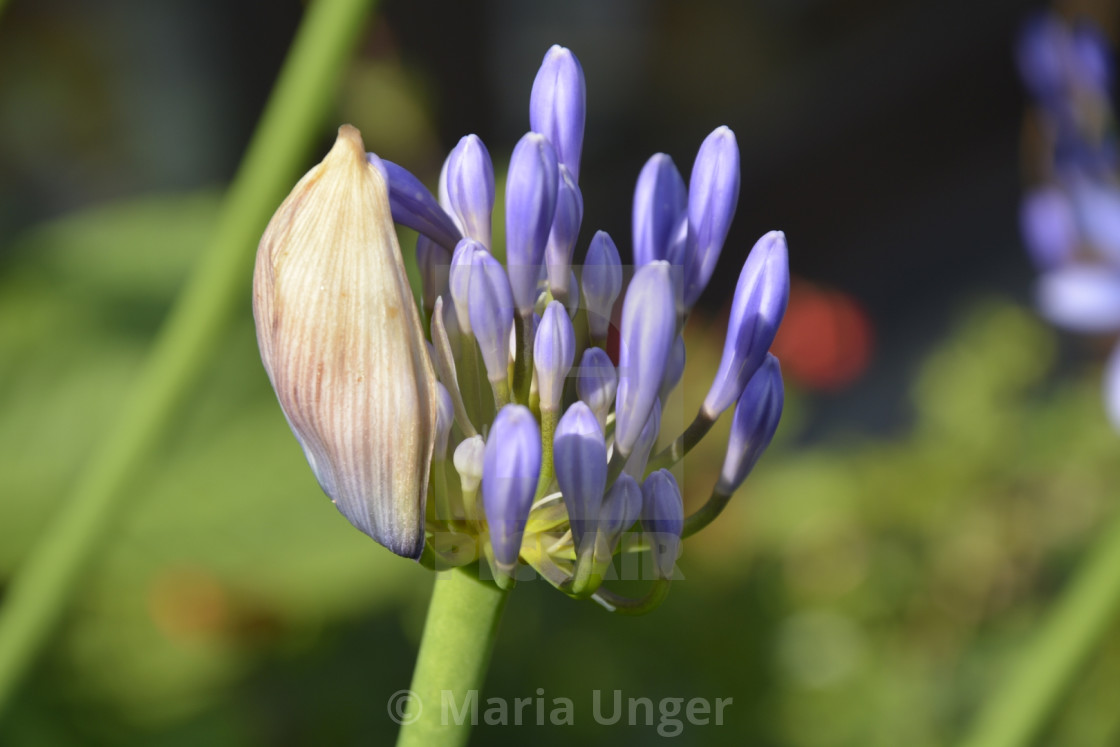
[254,47,789,611]
[1018,12,1120,431]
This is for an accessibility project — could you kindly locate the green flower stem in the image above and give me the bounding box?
[681,489,732,539]
[535,407,558,498]
[0,0,376,716]
[398,568,509,747]
[959,506,1120,747]
[512,313,535,405]
[646,409,716,475]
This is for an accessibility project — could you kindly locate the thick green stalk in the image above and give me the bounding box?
[958,506,1120,747]
[0,0,376,715]
[397,568,510,747]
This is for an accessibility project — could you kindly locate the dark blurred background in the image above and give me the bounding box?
[3,1,1120,745]
[0,0,1070,432]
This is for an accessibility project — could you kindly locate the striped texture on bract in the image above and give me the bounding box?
[253,125,438,559]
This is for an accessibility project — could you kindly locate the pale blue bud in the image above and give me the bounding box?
[534,300,576,412]
[614,262,676,457]
[702,231,790,419]
[599,473,642,548]
[576,347,617,431]
[377,157,463,251]
[449,239,488,335]
[553,401,607,545]
[445,135,495,249]
[530,45,586,180]
[581,230,623,341]
[483,405,542,570]
[468,252,516,384]
[682,126,740,308]
[546,165,584,299]
[716,354,783,495]
[641,469,684,580]
[633,153,688,267]
[506,133,559,316]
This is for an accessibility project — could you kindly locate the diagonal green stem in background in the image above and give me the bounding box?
[958,505,1120,747]
[396,568,509,747]
[0,0,377,716]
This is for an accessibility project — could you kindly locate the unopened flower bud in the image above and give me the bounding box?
[378,158,462,252]
[546,165,584,299]
[576,347,617,431]
[599,473,642,550]
[530,44,586,180]
[703,231,789,419]
[716,354,783,495]
[614,262,675,457]
[468,252,516,385]
[454,435,486,494]
[534,300,576,412]
[580,230,623,343]
[641,469,684,580]
[633,153,687,267]
[449,239,488,335]
[483,405,542,570]
[254,125,438,560]
[682,126,740,308]
[445,134,495,249]
[506,132,559,316]
[553,401,608,546]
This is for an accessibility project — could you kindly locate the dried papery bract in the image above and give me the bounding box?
[253,125,438,559]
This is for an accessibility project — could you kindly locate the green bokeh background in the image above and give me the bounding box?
[2,1,1120,745]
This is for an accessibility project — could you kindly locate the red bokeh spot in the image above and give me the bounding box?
[770,280,874,391]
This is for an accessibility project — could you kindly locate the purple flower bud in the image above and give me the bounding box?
[633,153,687,267]
[416,235,451,314]
[623,397,661,480]
[530,45,586,181]
[444,135,496,249]
[506,133,559,315]
[716,354,783,495]
[702,231,790,419]
[449,239,488,335]
[434,382,454,461]
[468,252,516,383]
[576,347,617,431]
[1020,187,1078,270]
[534,301,576,411]
[599,473,642,547]
[546,166,584,299]
[1037,264,1120,333]
[553,401,607,545]
[378,157,463,251]
[581,230,623,341]
[659,334,687,402]
[454,435,485,493]
[614,262,676,457]
[682,126,741,308]
[483,405,542,570]
[641,469,684,580]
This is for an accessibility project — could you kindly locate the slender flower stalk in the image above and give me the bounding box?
[0,0,378,717]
